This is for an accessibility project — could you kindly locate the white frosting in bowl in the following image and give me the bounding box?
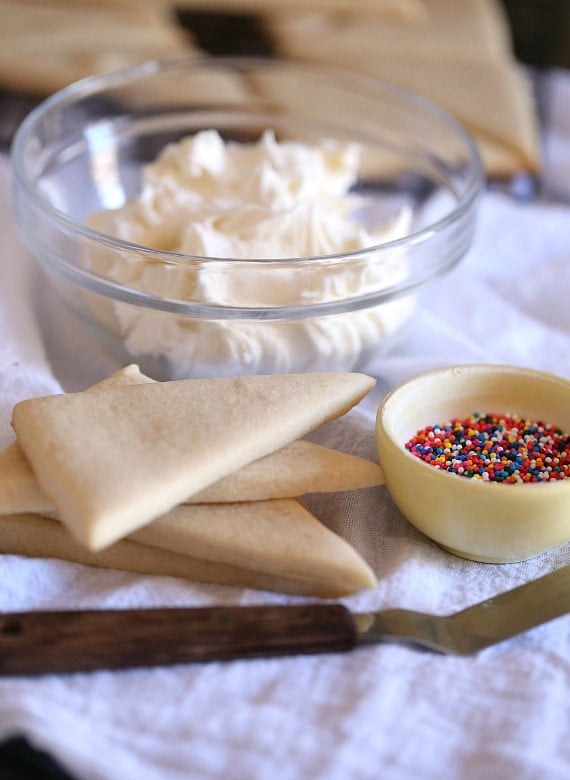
[85,130,415,375]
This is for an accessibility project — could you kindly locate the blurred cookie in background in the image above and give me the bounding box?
[0,0,192,96]
[264,0,541,177]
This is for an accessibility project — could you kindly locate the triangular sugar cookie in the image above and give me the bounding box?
[2,372,382,514]
[0,364,154,515]
[189,440,384,502]
[0,442,49,515]
[0,511,375,598]
[0,438,384,514]
[132,499,377,593]
[12,372,375,550]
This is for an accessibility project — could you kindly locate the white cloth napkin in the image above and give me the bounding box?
[0,74,569,779]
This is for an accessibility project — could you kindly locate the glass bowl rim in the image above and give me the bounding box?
[11,55,485,269]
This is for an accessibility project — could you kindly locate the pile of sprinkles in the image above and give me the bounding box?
[405,412,570,484]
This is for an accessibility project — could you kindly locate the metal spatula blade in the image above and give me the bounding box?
[356,564,570,654]
[1,566,568,675]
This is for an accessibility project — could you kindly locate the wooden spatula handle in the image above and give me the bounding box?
[0,604,357,676]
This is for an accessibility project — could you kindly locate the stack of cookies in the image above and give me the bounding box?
[0,366,383,597]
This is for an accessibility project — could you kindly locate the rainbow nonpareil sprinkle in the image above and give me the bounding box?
[405,413,570,484]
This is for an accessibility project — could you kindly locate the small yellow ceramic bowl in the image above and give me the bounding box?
[375,364,570,563]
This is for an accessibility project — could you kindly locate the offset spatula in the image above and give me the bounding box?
[1,566,568,675]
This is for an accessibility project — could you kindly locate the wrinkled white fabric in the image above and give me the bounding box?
[0,71,569,780]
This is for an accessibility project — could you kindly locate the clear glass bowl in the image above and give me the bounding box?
[12,57,484,380]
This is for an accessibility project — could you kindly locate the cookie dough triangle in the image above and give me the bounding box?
[12,372,375,550]
[0,512,367,598]
[0,501,376,598]
[132,498,377,594]
[2,371,382,514]
[0,364,154,516]
[0,437,384,515]
[188,440,384,502]
[0,441,49,515]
